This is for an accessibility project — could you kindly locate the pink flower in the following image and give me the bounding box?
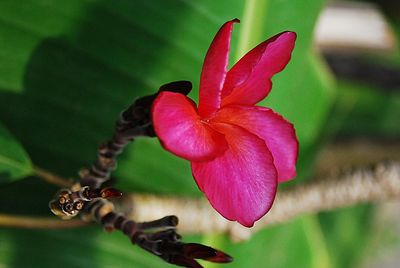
[152,19,298,227]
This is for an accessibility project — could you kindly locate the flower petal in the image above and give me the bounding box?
[214,105,298,182]
[198,19,239,118]
[152,91,228,161]
[221,31,296,106]
[191,123,277,227]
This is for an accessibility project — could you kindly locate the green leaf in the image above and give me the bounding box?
[0,0,331,192]
[329,80,400,138]
[0,227,174,268]
[0,1,343,268]
[191,216,331,268]
[318,205,375,268]
[0,122,32,184]
[0,0,244,194]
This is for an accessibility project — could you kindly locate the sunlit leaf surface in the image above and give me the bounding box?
[0,123,32,184]
[0,0,381,268]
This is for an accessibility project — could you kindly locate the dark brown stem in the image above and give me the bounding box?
[79,102,151,189]
[34,166,73,188]
[84,199,231,268]
[79,80,192,189]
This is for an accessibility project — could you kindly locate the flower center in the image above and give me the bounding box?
[200,118,211,124]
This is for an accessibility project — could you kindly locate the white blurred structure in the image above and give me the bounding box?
[315,1,397,52]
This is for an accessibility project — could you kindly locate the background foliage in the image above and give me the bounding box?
[0,0,399,267]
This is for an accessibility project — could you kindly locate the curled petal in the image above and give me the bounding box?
[191,123,277,227]
[152,92,228,161]
[214,105,298,182]
[198,19,239,117]
[221,31,296,106]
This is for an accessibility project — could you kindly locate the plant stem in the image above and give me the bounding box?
[129,161,400,241]
[33,166,73,187]
[0,214,88,229]
[5,161,400,241]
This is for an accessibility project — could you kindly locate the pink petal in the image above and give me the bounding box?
[221,31,296,106]
[191,123,277,227]
[152,91,228,161]
[198,19,239,118]
[214,105,298,182]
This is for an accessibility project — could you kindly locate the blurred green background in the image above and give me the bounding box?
[0,0,399,267]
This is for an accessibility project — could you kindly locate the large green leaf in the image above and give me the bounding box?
[0,0,331,193]
[0,0,342,268]
[0,122,32,184]
[0,227,174,268]
[318,205,374,268]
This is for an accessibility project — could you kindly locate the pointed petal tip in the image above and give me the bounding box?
[275,31,297,50]
[283,31,297,37]
[198,19,240,117]
[278,168,298,183]
[282,31,297,43]
[268,31,296,50]
[237,202,275,227]
[221,30,297,106]
[241,221,255,228]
